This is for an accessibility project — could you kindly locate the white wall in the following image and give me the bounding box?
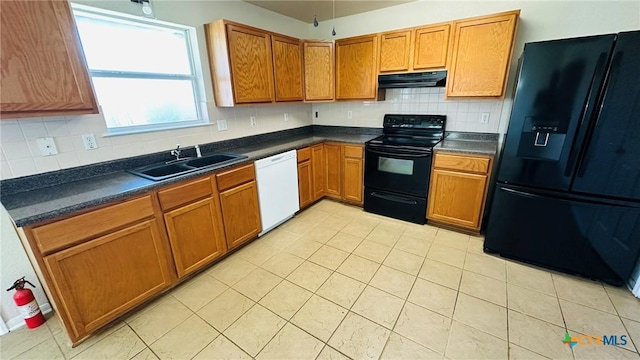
[0,206,49,329]
[310,0,640,131]
[0,0,313,180]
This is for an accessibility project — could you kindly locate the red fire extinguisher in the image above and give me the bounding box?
[6,277,46,329]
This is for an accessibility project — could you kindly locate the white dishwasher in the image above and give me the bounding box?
[254,150,300,236]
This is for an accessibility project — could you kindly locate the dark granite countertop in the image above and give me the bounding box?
[433,132,499,156]
[1,127,379,227]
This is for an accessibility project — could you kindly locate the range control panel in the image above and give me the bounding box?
[383,114,446,129]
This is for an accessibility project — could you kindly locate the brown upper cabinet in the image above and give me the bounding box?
[413,24,451,70]
[446,10,520,97]
[335,35,379,100]
[205,20,306,106]
[0,0,98,119]
[205,21,275,106]
[379,30,412,73]
[272,35,304,102]
[303,41,335,101]
[379,23,450,74]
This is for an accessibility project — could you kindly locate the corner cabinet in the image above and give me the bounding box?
[446,10,520,97]
[158,176,227,279]
[335,35,379,100]
[216,163,261,249]
[24,195,174,344]
[342,145,364,205]
[427,152,493,231]
[297,147,313,208]
[205,20,306,106]
[303,41,335,101]
[0,0,98,118]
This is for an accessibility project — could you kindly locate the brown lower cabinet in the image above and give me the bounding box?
[299,142,364,206]
[25,195,175,344]
[216,163,262,249]
[159,176,226,279]
[297,147,313,208]
[427,152,493,231]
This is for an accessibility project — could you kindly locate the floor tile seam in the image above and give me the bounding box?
[221,303,287,357]
[461,258,508,282]
[258,253,307,278]
[127,346,154,360]
[556,295,621,317]
[236,275,287,304]
[506,341,558,360]
[211,332,255,359]
[424,253,465,270]
[552,282,617,315]
[603,286,639,322]
[135,311,196,348]
[457,280,507,308]
[444,319,510,359]
[382,252,427,277]
[3,327,56,360]
[505,306,577,360]
[321,310,382,359]
[619,318,640,354]
[460,265,507,285]
[170,285,229,313]
[388,264,421,335]
[306,241,352,271]
[49,331,69,360]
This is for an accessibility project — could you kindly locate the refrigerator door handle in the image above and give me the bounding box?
[563,52,612,177]
[576,51,623,179]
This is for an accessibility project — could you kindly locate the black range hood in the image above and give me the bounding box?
[378,71,447,89]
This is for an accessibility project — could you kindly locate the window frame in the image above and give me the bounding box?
[71,3,209,135]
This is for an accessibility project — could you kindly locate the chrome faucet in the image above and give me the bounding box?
[170,144,183,161]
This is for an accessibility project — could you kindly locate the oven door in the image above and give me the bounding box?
[364,144,432,197]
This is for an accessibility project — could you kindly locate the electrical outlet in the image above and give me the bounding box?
[36,137,58,156]
[347,111,353,119]
[250,116,257,126]
[284,113,289,122]
[81,133,98,150]
[217,119,228,131]
[480,113,490,124]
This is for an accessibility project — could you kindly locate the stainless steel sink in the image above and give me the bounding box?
[128,153,247,181]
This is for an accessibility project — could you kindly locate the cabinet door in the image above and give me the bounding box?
[324,143,342,199]
[43,220,172,340]
[379,30,412,73]
[164,198,226,278]
[343,157,363,205]
[298,160,313,208]
[311,144,325,200]
[227,24,274,104]
[413,24,450,70]
[447,11,519,97]
[427,169,488,230]
[335,35,379,100]
[1,0,97,118]
[272,35,303,102]
[303,41,335,101]
[219,180,261,249]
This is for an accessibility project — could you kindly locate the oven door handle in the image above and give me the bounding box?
[366,148,431,158]
[370,191,419,205]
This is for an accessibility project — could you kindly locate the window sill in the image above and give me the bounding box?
[102,121,211,137]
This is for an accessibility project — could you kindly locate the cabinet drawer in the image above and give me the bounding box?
[216,163,255,191]
[343,145,363,159]
[31,195,155,255]
[158,177,213,211]
[297,147,311,162]
[434,153,490,174]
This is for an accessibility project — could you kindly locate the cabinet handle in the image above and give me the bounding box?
[371,191,418,205]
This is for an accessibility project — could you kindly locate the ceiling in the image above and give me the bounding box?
[244,0,419,23]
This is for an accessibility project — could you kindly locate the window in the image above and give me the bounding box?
[72,4,206,134]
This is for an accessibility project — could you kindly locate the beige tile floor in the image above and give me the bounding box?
[2,199,640,360]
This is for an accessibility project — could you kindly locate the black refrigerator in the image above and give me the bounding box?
[484,31,640,286]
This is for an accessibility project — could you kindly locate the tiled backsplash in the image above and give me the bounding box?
[312,88,505,132]
[0,103,312,179]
